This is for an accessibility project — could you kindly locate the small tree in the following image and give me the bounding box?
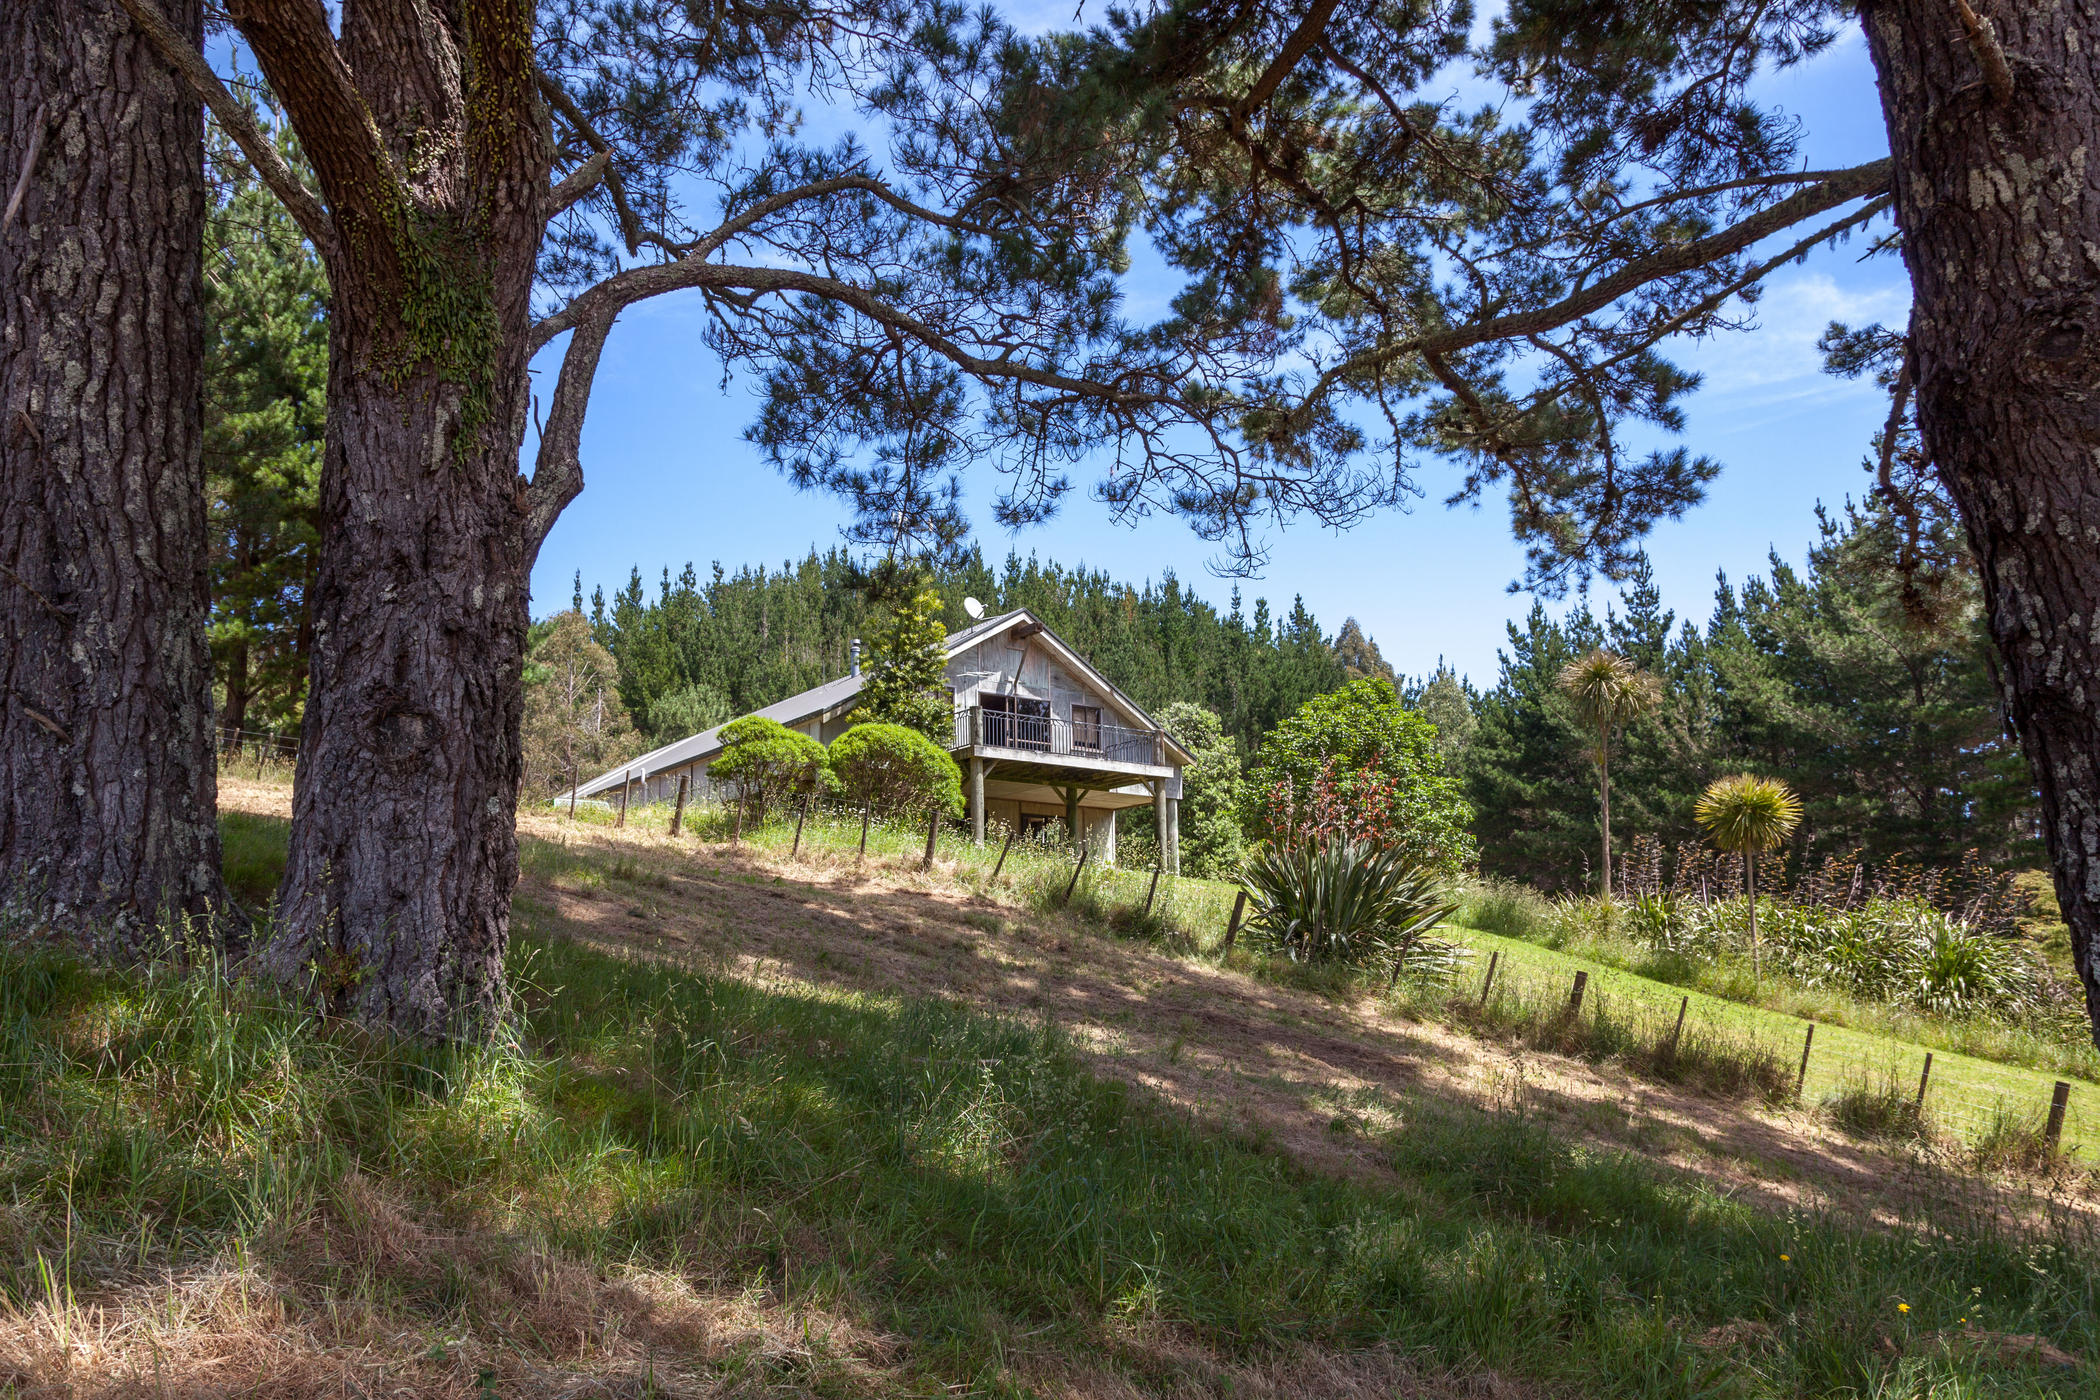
[521,613,638,808]
[1695,774,1803,983]
[648,683,732,743]
[829,723,963,819]
[712,716,828,823]
[1250,679,1475,878]
[1557,650,1663,899]
[858,585,953,744]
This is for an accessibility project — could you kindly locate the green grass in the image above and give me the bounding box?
[1,814,2095,1396]
[550,800,2100,1159]
[1455,883,2100,1086]
[1438,921,2100,1158]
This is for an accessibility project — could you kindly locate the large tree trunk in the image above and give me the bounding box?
[262,363,532,1035]
[0,0,228,942]
[1863,2,2100,1043]
[228,0,549,1036]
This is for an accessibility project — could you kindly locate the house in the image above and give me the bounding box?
[561,608,1194,869]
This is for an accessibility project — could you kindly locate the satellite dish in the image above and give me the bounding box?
[963,596,986,620]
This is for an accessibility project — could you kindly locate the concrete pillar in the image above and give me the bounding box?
[1064,787,1082,855]
[970,756,986,844]
[1165,797,1180,875]
[1103,808,1117,866]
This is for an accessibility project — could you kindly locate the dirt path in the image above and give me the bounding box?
[497,809,2088,1228]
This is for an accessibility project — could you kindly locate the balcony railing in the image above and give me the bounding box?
[954,704,1166,767]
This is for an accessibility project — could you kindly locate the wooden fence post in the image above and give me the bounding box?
[615,784,629,829]
[1143,865,1162,916]
[1796,1022,1815,1101]
[1478,950,1500,1007]
[791,800,808,858]
[669,775,690,837]
[1224,889,1248,950]
[1061,845,1090,905]
[1567,969,1588,1013]
[1665,995,1689,1062]
[923,808,941,869]
[857,800,872,860]
[2045,1081,2072,1150]
[1915,1052,1934,1110]
[990,827,1016,880]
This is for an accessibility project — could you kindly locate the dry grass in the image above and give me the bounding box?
[511,805,2098,1229]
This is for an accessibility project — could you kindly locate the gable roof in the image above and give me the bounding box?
[563,606,1190,799]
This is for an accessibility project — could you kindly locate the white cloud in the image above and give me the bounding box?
[1668,267,1910,414]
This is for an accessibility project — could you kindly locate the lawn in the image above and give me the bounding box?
[1438,923,2100,1158]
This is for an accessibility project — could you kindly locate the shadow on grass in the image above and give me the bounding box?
[35,809,2072,1399]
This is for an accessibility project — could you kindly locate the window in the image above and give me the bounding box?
[980,693,1050,750]
[1072,705,1102,752]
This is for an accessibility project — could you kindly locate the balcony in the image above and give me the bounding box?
[951,704,1172,783]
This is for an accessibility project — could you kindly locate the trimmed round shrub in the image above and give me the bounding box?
[711,716,829,820]
[828,722,962,818]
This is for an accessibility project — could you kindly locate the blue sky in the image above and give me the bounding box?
[525,17,1904,686]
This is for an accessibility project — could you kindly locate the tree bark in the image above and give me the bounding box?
[264,363,532,1034]
[1863,2,2100,1043]
[228,0,550,1036]
[0,0,228,943]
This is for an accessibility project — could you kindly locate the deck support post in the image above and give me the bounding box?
[970,756,986,845]
[1151,780,1167,869]
[1164,794,1180,875]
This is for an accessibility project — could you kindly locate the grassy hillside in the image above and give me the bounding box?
[2,796,2090,1397]
[1438,926,2100,1158]
[544,795,2100,1157]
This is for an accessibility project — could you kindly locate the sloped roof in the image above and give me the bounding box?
[563,606,1188,800]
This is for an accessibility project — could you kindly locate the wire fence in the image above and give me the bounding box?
[215,727,300,776]
[1429,927,2097,1161]
[541,791,2096,1161]
[226,752,2093,1163]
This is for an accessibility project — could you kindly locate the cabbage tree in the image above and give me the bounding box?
[1557,650,1662,899]
[1695,774,1803,983]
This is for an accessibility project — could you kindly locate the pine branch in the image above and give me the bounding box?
[548,150,610,217]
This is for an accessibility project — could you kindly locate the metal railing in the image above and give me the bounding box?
[953,704,1165,766]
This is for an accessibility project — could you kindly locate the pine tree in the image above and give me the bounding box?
[858,585,952,743]
[202,118,326,745]
[521,613,638,806]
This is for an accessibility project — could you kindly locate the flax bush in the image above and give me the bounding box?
[1240,838,1457,974]
[1617,894,2041,1018]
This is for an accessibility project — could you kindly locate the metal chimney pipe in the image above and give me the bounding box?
[850,638,862,676]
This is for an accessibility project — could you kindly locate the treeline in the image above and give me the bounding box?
[580,549,1356,755]
[1460,502,2040,888]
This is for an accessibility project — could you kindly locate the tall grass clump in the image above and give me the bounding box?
[1454,877,1555,940]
